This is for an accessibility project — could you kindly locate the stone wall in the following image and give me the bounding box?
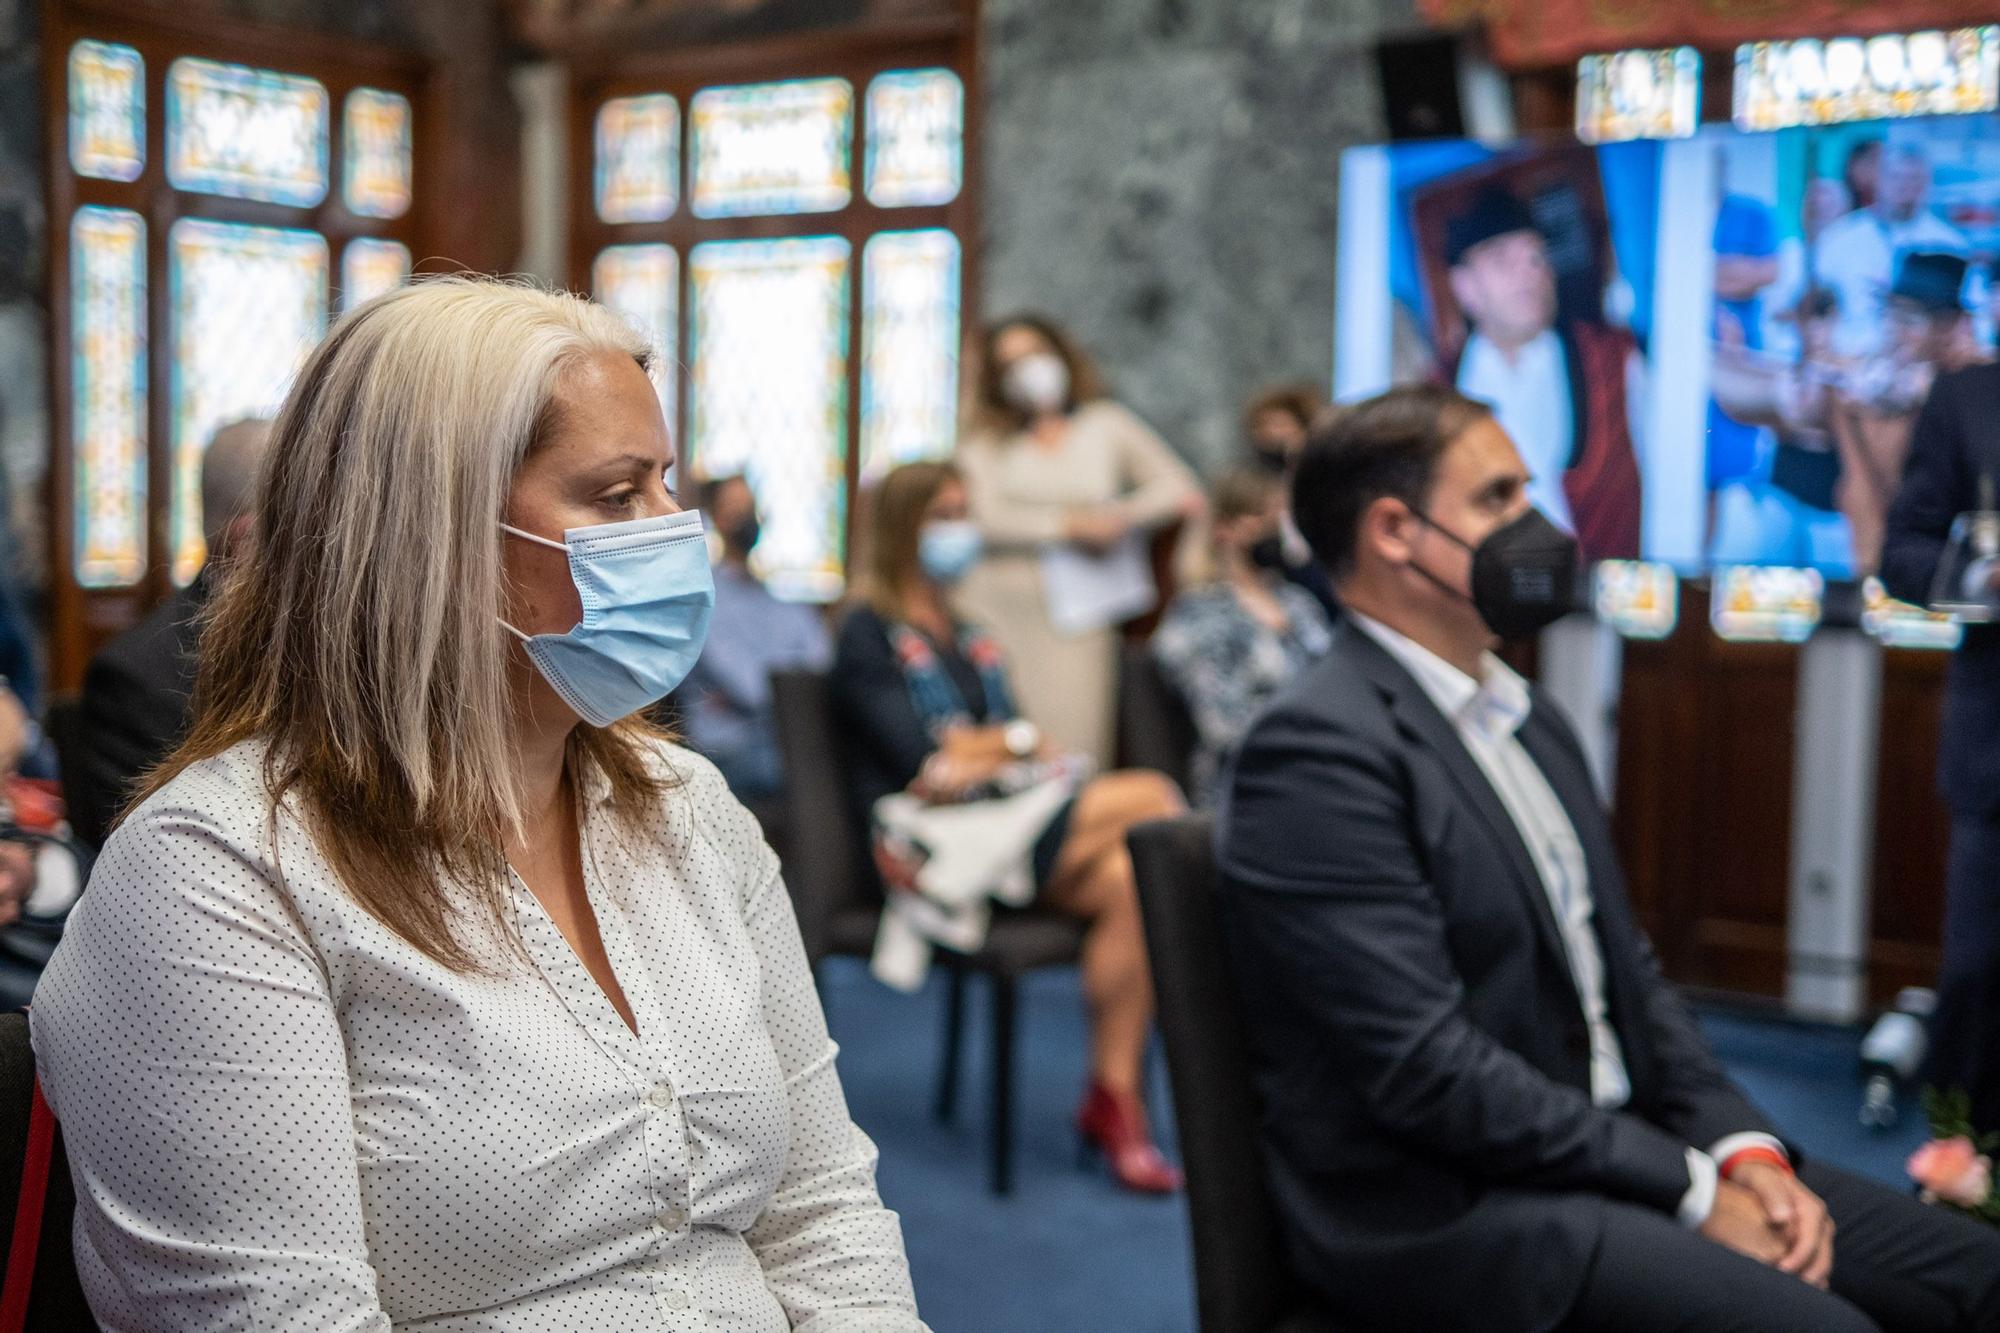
[979,0,1414,473]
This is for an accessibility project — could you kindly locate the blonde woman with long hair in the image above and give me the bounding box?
[32,278,926,1331]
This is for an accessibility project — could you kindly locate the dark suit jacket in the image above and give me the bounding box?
[72,576,208,847]
[1882,363,2000,816]
[1214,623,1779,1333]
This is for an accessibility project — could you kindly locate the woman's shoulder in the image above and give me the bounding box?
[112,739,279,851]
[628,736,777,901]
[1160,584,1238,632]
[832,602,895,657]
[79,740,298,937]
[1075,397,1154,438]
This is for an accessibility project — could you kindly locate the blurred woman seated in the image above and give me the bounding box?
[1152,467,1333,805]
[33,279,924,1331]
[830,460,1185,1194]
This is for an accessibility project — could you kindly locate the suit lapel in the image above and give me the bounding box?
[1334,627,1575,989]
[1515,708,1658,1089]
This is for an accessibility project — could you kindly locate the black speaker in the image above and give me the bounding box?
[1374,33,1468,141]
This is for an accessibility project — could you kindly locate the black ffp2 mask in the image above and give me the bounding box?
[1413,507,1580,641]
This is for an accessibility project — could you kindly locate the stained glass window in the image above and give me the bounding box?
[343,88,412,219]
[167,56,330,206]
[860,229,959,479]
[341,238,411,311]
[593,244,679,426]
[689,236,850,601]
[71,207,148,588]
[865,69,963,207]
[170,219,328,582]
[69,40,144,182]
[595,95,680,224]
[690,79,852,218]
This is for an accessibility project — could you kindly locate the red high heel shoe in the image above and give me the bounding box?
[1075,1081,1184,1195]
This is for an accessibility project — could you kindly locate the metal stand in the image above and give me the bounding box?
[1785,628,1883,1023]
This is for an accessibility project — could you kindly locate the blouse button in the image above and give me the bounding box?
[662,1288,692,1311]
[647,1083,674,1110]
[657,1205,685,1231]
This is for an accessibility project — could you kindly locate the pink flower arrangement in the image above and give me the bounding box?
[1909,1136,1995,1210]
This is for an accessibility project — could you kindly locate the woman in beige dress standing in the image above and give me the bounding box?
[954,316,1204,770]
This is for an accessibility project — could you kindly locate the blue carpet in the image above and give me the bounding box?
[819,959,1929,1333]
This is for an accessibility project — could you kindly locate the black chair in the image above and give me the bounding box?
[1128,816,1345,1333]
[770,668,1084,1196]
[1117,643,1197,797]
[0,1012,95,1330]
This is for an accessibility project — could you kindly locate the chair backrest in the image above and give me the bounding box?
[769,669,873,963]
[1129,815,1325,1333]
[1117,644,1197,797]
[0,1013,94,1331]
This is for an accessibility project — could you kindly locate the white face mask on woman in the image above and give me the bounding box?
[1001,352,1070,415]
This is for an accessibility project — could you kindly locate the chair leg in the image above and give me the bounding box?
[989,972,1018,1197]
[932,967,966,1125]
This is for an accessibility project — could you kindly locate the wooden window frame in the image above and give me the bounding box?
[42,0,438,688]
[566,12,982,597]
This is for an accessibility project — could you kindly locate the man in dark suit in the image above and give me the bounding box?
[1883,360,2000,1137]
[72,419,270,847]
[1216,384,2000,1332]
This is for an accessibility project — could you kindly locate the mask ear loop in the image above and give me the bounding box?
[1398,506,1478,607]
[498,523,570,640]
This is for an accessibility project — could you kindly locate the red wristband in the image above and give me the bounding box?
[1719,1145,1792,1179]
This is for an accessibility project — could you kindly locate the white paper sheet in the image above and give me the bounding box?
[1039,533,1157,635]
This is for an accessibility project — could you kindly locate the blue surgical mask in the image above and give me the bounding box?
[919,520,983,585]
[500,509,715,727]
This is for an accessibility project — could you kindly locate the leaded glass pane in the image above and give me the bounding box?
[595,95,680,223]
[69,40,144,182]
[860,229,959,479]
[71,207,148,588]
[343,88,413,219]
[170,219,328,583]
[689,236,850,601]
[865,69,963,207]
[689,79,852,218]
[592,244,679,428]
[341,238,411,311]
[167,56,329,206]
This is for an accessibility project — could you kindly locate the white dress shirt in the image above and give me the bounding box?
[32,740,926,1332]
[1348,613,1783,1224]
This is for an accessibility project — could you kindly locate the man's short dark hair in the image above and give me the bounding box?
[1291,385,1492,579]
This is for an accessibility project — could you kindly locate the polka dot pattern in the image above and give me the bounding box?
[30,739,927,1331]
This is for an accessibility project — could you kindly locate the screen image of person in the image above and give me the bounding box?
[1215,383,2000,1333]
[31,278,927,1332]
[1444,185,1645,561]
[1814,143,1967,360]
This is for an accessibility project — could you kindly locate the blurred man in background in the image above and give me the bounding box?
[1884,349,2000,1139]
[73,418,270,846]
[680,475,830,812]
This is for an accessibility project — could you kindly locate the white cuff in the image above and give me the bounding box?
[1677,1147,1718,1228]
[1708,1132,1788,1175]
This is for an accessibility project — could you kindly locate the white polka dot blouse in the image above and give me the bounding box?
[31,739,928,1331]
